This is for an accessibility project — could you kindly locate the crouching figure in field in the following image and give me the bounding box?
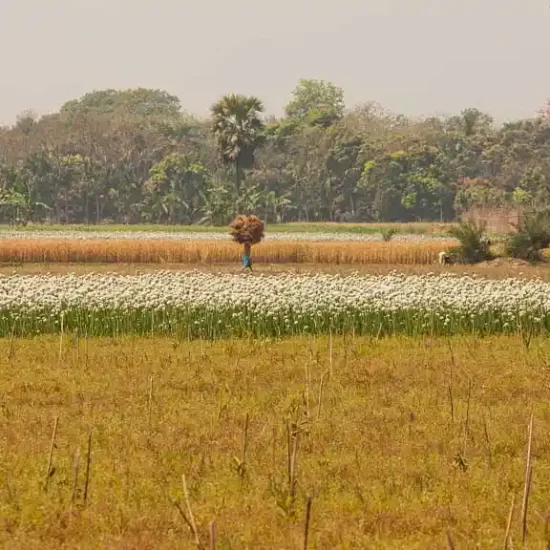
[438,251,453,265]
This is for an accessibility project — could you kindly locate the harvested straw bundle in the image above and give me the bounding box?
[229,215,265,245]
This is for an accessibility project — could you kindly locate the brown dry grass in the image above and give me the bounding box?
[1,258,550,281]
[0,238,456,266]
[1,335,550,548]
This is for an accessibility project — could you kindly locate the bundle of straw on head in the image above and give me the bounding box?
[229,215,265,245]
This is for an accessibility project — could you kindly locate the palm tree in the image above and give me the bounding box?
[210,94,264,201]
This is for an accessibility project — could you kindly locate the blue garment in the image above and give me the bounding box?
[242,253,252,268]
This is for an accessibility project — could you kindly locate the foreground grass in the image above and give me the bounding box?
[0,221,450,235]
[1,336,550,548]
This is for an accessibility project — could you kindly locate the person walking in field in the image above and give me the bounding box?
[242,242,253,271]
[230,214,264,272]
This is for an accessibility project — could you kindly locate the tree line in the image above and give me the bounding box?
[1,81,550,226]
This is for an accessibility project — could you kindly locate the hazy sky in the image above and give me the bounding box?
[1,0,549,125]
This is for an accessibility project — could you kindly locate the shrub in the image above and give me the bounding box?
[448,221,492,264]
[505,211,550,262]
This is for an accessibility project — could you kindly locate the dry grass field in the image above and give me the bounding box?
[0,238,456,266]
[1,335,549,548]
[0,258,548,281]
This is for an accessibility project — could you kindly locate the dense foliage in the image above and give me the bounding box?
[449,221,492,264]
[2,82,550,225]
[505,211,550,262]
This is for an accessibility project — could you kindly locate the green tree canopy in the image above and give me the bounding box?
[60,88,182,119]
[1,85,550,226]
[284,79,345,126]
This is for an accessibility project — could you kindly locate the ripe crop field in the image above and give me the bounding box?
[0,271,547,338]
[1,335,550,548]
[0,237,455,265]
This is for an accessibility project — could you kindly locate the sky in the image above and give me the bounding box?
[1,0,549,125]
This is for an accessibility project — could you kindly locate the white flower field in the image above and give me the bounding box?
[0,230,451,243]
[0,270,546,337]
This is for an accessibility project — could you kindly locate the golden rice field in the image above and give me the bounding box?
[1,335,549,549]
[0,238,456,265]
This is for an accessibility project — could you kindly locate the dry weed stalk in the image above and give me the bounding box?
[209,520,217,550]
[446,530,456,550]
[287,422,300,512]
[70,447,81,511]
[482,415,493,467]
[504,493,516,550]
[303,496,313,549]
[83,430,92,506]
[462,380,472,457]
[147,375,154,426]
[44,416,59,492]
[447,385,455,424]
[164,474,202,549]
[316,372,327,422]
[232,413,250,479]
[182,474,201,548]
[521,413,534,547]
